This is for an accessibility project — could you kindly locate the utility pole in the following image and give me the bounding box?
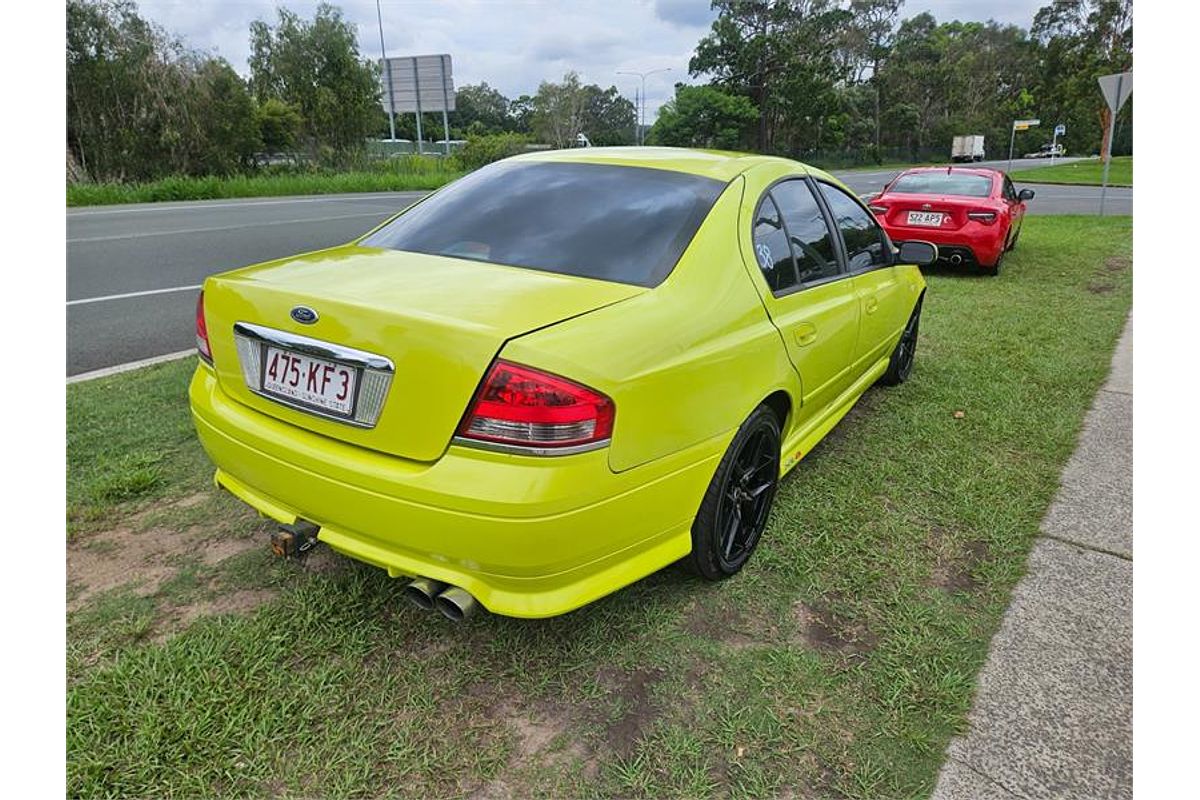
[617,67,671,146]
[376,0,396,142]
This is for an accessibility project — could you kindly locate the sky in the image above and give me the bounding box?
[137,0,1046,121]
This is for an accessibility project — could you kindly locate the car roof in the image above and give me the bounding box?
[509,146,802,183]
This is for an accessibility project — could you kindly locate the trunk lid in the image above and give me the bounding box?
[878,193,989,232]
[203,245,645,461]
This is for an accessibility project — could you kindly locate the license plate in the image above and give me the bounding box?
[907,211,944,227]
[261,347,358,416]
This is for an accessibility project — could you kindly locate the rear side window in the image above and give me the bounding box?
[888,172,993,197]
[818,183,891,271]
[360,161,725,287]
[752,195,796,293]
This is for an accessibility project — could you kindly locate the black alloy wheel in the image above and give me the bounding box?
[881,299,922,386]
[689,406,781,580]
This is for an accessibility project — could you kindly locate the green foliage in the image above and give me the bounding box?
[457,133,533,171]
[255,98,302,152]
[248,3,381,161]
[647,85,758,150]
[530,72,636,148]
[453,82,513,136]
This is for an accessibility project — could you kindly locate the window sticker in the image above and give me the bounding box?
[755,242,773,270]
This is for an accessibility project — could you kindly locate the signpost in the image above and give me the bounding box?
[1051,123,1066,165]
[1097,71,1132,216]
[379,54,457,155]
[1008,118,1040,173]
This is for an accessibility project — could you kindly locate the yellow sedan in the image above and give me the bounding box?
[189,147,933,619]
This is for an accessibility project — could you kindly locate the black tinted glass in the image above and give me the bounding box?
[752,195,797,293]
[771,180,839,284]
[361,161,725,287]
[889,172,993,197]
[819,183,890,271]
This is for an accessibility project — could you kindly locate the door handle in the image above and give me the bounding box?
[793,322,817,346]
[865,296,880,315]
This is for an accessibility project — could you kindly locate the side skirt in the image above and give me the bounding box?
[778,356,890,477]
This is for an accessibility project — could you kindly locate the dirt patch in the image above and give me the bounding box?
[791,601,877,658]
[1087,281,1115,294]
[1104,255,1132,273]
[930,540,990,594]
[167,589,277,631]
[597,666,665,758]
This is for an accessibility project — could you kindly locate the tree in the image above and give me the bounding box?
[580,85,636,146]
[249,3,381,160]
[647,85,758,149]
[843,0,903,154]
[453,82,511,136]
[528,73,635,147]
[256,98,302,152]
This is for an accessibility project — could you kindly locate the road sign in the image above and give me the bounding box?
[1097,71,1131,215]
[1054,123,1066,136]
[1013,118,1040,131]
[379,54,456,155]
[1098,71,1132,114]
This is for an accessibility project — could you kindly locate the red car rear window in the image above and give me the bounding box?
[889,173,993,197]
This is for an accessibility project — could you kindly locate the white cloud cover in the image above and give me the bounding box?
[137,0,1045,120]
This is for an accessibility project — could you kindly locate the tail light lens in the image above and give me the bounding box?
[967,210,998,224]
[868,203,889,215]
[457,360,614,453]
[196,291,213,364]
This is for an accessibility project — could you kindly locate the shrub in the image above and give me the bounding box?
[457,133,533,171]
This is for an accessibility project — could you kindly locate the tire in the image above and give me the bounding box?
[880,298,922,386]
[983,248,1004,277]
[688,405,782,581]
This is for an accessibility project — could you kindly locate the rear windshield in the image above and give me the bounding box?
[888,172,994,198]
[360,161,726,287]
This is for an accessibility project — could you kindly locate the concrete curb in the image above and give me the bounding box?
[67,350,194,384]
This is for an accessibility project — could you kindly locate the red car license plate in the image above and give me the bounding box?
[906,211,944,226]
[262,347,358,416]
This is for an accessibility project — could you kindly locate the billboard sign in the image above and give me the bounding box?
[380,54,455,113]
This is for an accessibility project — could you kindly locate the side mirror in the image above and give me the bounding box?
[897,240,938,266]
[1018,188,1036,201]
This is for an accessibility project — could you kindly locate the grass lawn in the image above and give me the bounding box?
[1010,156,1132,187]
[66,215,1132,799]
[67,159,463,207]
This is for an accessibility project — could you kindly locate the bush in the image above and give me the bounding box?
[457,133,533,171]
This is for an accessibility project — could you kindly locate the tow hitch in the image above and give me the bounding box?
[270,520,320,558]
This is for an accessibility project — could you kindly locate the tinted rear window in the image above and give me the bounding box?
[888,172,994,198]
[361,161,726,286]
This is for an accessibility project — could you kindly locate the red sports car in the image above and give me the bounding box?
[866,167,1034,276]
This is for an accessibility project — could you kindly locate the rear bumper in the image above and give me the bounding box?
[189,365,727,617]
[889,225,1005,267]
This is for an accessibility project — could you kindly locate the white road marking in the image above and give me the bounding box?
[68,210,394,243]
[67,284,202,307]
[67,191,427,216]
[67,349,195,384]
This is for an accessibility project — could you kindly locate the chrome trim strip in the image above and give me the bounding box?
[233,322,395,372]
[451,435,610,457]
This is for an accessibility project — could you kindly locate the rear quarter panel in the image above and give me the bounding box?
[502,175,802,472]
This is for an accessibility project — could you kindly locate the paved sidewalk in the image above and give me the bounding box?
[931,317,1132,800]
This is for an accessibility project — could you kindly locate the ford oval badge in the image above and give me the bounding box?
[290,306,319,325]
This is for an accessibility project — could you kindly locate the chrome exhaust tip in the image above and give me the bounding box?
[435,586,479,621]
[404,578,447,611]
[950,254,963,265]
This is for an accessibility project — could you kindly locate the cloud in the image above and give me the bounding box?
[653,0,717,29]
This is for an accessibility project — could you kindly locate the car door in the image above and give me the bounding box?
[1002,174,1025,244]
[749,178,860,421]
[814,180,909,368]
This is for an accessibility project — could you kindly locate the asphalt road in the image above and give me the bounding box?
[66,158,1132,376]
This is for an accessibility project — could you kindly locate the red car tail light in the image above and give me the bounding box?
[967,210,998,224]
[196,291,213,364]
[457,360,614,452]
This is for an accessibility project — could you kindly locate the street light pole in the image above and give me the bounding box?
[617,67,671,145]
[376,0,396,142]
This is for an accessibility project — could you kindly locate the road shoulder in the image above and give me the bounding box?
[931,316,1132,800]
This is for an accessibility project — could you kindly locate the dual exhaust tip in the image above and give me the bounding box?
[403,577,479,621]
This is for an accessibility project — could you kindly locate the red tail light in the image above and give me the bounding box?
[967,210,998,224]
[196,291,213,364]
[457,360,614,452]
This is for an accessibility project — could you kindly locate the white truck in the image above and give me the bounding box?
[951,135,986,162]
